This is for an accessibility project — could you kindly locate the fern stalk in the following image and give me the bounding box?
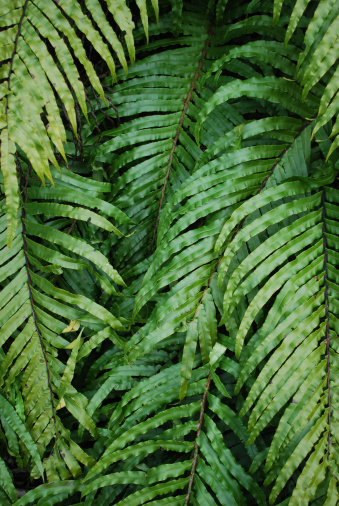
[151,29,213,251]
[322,189,332,458]
[185,373,212,504]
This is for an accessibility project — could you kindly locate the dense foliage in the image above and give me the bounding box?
[0,0,338,504]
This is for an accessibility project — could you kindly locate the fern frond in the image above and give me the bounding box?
[88,4,254,290]
[98,4,339,502]
[219,173,339,502]
[0,454,17,505]
[1,0,338,503]
[0,0,158,244]
[0,166,127,481]
[80,350,263,505]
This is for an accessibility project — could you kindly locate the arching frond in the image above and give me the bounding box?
[216,174,339,503]
[273,0,339,159]
[0,0,158,245]
[80,350,265,506]
[0,166,127,482]
[87,4,259,289]
[0,0,339,503]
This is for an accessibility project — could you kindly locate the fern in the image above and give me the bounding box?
[0,0,339,504]
[0,0,157,245]
[0,165,131,485]
[223,181,339,504]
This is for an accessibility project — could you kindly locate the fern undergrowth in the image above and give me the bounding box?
[0,0,338,504]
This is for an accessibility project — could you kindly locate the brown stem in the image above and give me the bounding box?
[21,167,58,449]
[86,92,102,140]
[66,218,77,236]
[321,190,331,455]
[90,86,119,127]
[105,95,120,126]
[151,35,211,252]
[185,373,211,504]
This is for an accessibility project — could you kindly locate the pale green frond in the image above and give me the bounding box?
[0,0,152,241]
[0,130,18,247]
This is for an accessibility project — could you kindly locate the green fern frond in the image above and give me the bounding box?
[0,166,128,481]
[0,0,338,503]
[274,0,339,159]
[0,0,158,245]
[80,349,263,505]
[0,454,17,505]
[88,5,255,289]
[219,176,339,503]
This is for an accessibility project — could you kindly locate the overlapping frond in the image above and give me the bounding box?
[0,0,158,245]
[107,2,339,503]
[79,345,265,506]
[217,176,339,503]
[273,0,339,159]
[1,0,339,504]
[0,167,128,486]
[130,2,323,383]
[89,4,252,288]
